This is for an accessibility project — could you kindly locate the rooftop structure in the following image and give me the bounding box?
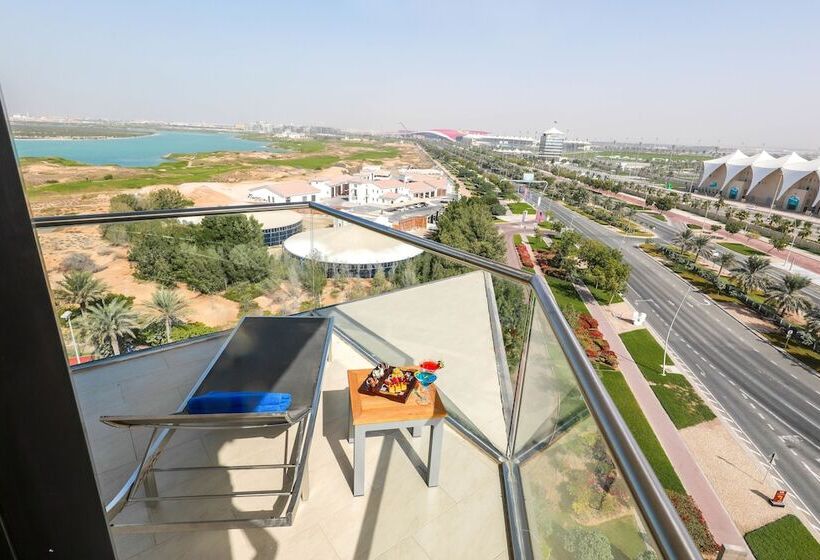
[283,222,423,277]
[248,181,322,204]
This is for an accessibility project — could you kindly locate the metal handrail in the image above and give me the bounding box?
[32,202,700,559]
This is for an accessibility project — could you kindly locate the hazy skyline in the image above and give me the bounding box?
[1,0,818,149]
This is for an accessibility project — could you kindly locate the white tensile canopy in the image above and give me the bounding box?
[698,150,747,188]
[746,152,807,197]
[775,158,820,205]
[721,151,774,189]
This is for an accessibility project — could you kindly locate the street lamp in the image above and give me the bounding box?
[662,285,697,375]
[61,310,81,363]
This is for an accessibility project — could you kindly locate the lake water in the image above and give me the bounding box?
[14,131,275,167]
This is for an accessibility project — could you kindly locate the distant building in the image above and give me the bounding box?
[564,139,592,152]
[697,150,820,213]
[461,134,536,152]
[248,181,322,204]
[538,127,565,160]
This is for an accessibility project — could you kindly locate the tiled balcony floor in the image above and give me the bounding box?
[74,334,510,560]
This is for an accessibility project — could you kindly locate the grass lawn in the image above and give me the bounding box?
[527,235,548,251]
[641,211,667,222]
[619,329,715,429]
[592,515,648,559]
[584,282,623,305]
[270,139,326,153]
[513,233,522,246]
[717,241,766,257]
[251,156,339,171]
[507,202,536,214]
[20,156,87,166]
[597,366,685,493]
[544,274,590,316]
[345,148,400,161]
[744,515,820,560]
[764,332,820,373]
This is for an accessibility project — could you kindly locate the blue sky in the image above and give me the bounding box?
[0,1,818,149]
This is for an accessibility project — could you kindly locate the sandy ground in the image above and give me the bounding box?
[38,226,241,329]
[680,419,796,534]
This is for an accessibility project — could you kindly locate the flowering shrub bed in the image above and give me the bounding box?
[574,313,619,368]
[516,244,534,268]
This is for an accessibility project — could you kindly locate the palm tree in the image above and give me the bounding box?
[765,273,812,318]
[55,270,107,315]
[675,227,695,254]
[83,299,139,356]
[691,234,712,264]
[805,309,820,338]
[144,288,188,343]
[715,252,735,277]
[731,255,771,295]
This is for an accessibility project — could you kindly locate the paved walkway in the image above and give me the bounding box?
[573,282,748,552]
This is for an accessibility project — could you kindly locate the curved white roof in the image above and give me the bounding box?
[776,158,820,204]
[721,151,774,189]
[746,152,807,196]
[283,224,423,265]
[698,150,747,188]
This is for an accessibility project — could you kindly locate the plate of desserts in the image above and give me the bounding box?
[358,363,418,403]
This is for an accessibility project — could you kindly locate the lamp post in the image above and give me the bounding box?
[60,310,81,364]
[662,285,696,375]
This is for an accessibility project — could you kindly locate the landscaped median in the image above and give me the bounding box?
[642,241,820,373]
[744,514,820,560]
[619,329,716,429]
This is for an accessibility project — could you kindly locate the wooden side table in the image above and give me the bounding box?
[347,368,447,497]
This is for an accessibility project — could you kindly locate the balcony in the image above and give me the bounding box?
[33,203,698,559]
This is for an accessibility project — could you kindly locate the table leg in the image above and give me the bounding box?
[353,425,366,496]
[410,425,422,438]
[348,394,354,444]
[427,421,443,488]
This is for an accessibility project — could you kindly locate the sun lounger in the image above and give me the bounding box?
[100,316,333,533]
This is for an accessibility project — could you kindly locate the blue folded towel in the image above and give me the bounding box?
[188,392,292,414]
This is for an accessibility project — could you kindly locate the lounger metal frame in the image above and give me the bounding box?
[100,316,334,533]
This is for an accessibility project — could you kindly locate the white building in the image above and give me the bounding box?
[698,150,820,213]
[248,181,322,204]
[539,127,565,160]
[349,178,409,205]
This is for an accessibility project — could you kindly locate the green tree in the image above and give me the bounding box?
[224,243,271,284]
[145,188,194,210]
[715,252,735,277]
[770,233,789,251]
[194,215,263,248]
[55,270,107,315]
[764,273,812,318]
[144,288,188,343]
[179,245,227,293]
[674,227,695,254]
[299,251,327,303]
[127,227,181,286]
[83,298,139,356]
[562,528,613,560]
[690,234,712,264]
[731,255,770,295]
[369,266,391,296]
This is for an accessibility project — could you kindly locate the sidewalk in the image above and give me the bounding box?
[574,282,747,552]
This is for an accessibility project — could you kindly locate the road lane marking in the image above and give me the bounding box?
[767,423,775,431]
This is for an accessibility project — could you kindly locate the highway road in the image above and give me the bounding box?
[632,212,820,305]
[525,191,820,535]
